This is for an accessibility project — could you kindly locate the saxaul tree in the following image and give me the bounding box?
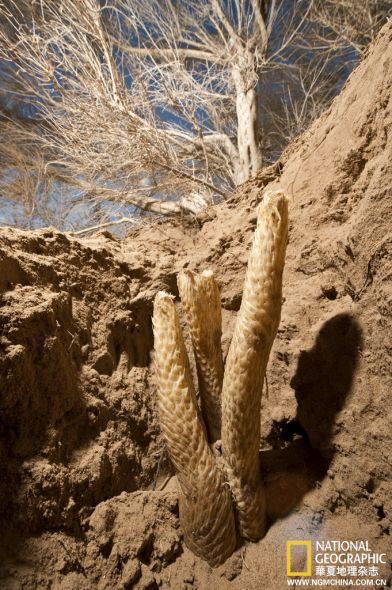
[1,0,390,231]
[0,0,309,230]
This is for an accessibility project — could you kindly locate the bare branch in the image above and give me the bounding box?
[310,0,392,54]
[72,216,138,235]
[0,0,387,232]
[250,0,269,48]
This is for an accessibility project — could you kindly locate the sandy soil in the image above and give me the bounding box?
[0,20,391,590]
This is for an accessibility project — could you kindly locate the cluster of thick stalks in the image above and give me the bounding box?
[153,191,288,566]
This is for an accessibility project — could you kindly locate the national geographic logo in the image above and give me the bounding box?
[286,539,388,580]
[286,541,312,576]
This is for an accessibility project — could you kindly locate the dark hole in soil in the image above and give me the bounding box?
[101,537,114,559]
[138,533,154,566]
[365,478,377,494]
[321,285,338,300]
[377,505,386,520]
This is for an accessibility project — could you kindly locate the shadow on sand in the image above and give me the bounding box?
[261,313,363,522]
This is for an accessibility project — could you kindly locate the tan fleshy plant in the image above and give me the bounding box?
[177,269,224,442]
[153,291,236,567]
[153,190,289,565]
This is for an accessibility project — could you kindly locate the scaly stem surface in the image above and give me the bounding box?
[221,190,289,540]
[177,269,223,442]
[153,292,236,566]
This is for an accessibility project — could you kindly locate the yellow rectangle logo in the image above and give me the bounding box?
[286,541,312,576]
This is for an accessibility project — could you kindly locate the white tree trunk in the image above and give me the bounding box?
[232,65,263,185]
